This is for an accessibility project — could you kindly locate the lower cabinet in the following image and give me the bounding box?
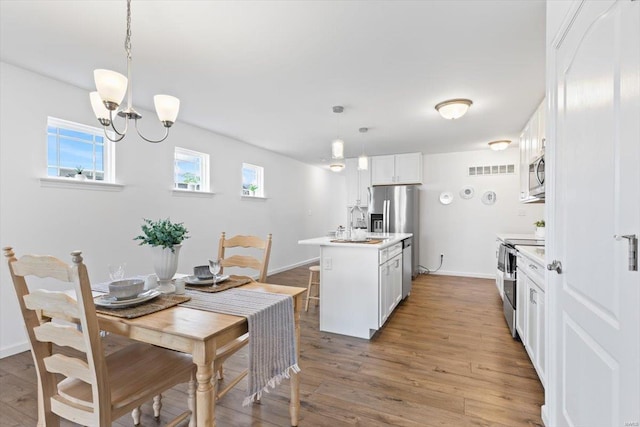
[379,248,402,327]
[517,252,546,388]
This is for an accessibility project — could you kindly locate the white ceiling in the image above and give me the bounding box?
[0,0,546,168]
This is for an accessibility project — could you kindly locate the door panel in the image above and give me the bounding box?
[549,1,640,425]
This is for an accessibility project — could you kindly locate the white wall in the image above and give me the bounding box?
[0,62,345,357]
[419,149,544,278]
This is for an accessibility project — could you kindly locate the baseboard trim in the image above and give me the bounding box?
[0,341,29,359]
[426,270,495,280]
[268,257,319,276]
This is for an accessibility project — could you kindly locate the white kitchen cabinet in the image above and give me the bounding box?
[379,244,402,327]
[519,99,545,203]
[517,250,546,388]
[516,264,526,339]
[345,158,371,207]
[371,152,422,186]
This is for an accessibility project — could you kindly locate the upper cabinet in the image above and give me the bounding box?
[371,152,423,186]
[345,158,371,207]
[519,100,546,203]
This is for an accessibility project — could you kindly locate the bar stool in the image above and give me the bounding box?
[305,265,320,311]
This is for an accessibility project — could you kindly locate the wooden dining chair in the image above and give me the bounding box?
[218,232,272,283]
[3,246,196,427]
[213,232,272,396]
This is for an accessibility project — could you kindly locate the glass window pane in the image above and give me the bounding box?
[47,167,58,177]
[59,128,94,141]
[47,135,58,166]
[95,145,104,171]
[59,138,93,170]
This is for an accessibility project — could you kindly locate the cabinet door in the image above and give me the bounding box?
[371,155,395,185]
[516,271,526,339]
[519,128,530,201]
[496,268,504,300]
[379,263,390,327]
[528,109,540,163]
[345,158,359,206]
[359,167,371,206]
[525,279,538,364]
[538,286,546,387]
[394,153,423,184]
[392,255,402,307]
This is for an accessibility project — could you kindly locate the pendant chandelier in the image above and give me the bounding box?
[329,106,345,172]
[89,0,180,143]
[357,127,368,170]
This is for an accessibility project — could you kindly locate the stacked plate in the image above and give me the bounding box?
[95,289,161,308]
[185,275,230,286]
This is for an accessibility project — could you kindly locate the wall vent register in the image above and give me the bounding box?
[468,164,515,176]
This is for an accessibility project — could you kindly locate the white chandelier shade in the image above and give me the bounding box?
[90,91,111,122]
[94,69,128,107]
[358,154,368,170]
[154,95,181,123]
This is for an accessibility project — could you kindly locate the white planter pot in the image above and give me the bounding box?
[75,174,86,181]
[151,245,181,293]
[535,227,546,238]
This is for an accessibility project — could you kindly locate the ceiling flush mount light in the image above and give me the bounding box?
[488,140,512,151]
[90,0,179,143]
[435,98,473,120]
[329,106,345,172]
[357,127,368,170]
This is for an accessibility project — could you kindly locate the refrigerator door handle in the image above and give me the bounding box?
[385,199,390,233]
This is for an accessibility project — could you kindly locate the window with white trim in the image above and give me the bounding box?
[47,117,114,182]
[242,163,264,197]
[174,147,209,191]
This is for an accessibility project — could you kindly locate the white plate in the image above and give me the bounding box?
[459,186,474,199]
[185,275,230,285]
[482,190,497,205]
[439,191,454,205]
[95,289,161,308]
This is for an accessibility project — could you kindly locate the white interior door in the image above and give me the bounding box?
[548,1,640,426]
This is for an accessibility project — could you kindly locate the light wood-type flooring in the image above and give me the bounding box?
[0,265,544,426]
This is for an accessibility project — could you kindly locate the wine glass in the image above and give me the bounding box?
[208,259,221,281]
[108,263,126,281]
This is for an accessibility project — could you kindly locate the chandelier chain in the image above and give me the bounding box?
[125,0,132,60]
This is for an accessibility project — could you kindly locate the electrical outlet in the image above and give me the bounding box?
[323,257,332,270]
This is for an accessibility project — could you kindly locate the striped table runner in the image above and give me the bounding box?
[181,288,299,405]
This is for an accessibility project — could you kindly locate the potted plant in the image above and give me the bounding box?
[74,166,86,181]
[534,219,545,238]
[134,218,190,293]
[183,172,200,191]
[248,184,259,196]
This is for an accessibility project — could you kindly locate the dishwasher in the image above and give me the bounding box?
[402,238,412,299]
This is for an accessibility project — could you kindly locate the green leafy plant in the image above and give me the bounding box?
[134,218,190,251]
[75,166,84,175]
[248,184,259,193]
[182,172,200,184]
[534,220,545,227]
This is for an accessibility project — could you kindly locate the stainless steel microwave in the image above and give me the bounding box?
[529,155,545,197]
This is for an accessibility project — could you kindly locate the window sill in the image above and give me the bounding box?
[241,195,268,201]
[40,177,124,191]
[172,189,215,198]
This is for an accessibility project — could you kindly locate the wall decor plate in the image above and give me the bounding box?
[481,190,497,205]
[439,191,454,205]
[460,186,474,199]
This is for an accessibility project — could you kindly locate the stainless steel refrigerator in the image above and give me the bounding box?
[369,185,419,298]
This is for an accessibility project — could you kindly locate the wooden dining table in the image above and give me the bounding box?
[95,282,306,427]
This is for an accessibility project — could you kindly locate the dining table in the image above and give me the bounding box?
[93,281,305,427]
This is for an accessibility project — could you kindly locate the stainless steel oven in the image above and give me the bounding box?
[498,243,518,338]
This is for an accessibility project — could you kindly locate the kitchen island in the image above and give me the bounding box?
[298,233,412,339]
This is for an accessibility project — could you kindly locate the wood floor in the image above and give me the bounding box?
[0,266,544,426]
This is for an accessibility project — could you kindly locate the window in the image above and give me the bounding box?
[47,117,114,182]
[174,147,209,191]
[242,163,264,197]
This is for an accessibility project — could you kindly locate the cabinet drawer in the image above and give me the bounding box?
[517,255,545,289]
[388,243,402,258]
[379,248,389,265]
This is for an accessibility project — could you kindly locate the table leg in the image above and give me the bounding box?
[195,362,215,426]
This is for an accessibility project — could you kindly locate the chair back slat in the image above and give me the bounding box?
[12,254,74,281]
[3,247,109,426]
[218,232,272,283]
[24,289,80,319]
[34,322,86,352]
[44,354,93,384]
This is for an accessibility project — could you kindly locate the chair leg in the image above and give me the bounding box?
[305,271,314,312]
[188,376,196,427]
[217,364,224,380]
[132,406,141,426]
[153,394,162,418]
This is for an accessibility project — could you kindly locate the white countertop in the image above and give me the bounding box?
[517,245,546,265]
[298,232,412,249]
[497,233,543,243]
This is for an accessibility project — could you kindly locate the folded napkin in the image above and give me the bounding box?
[180,288,299,405]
